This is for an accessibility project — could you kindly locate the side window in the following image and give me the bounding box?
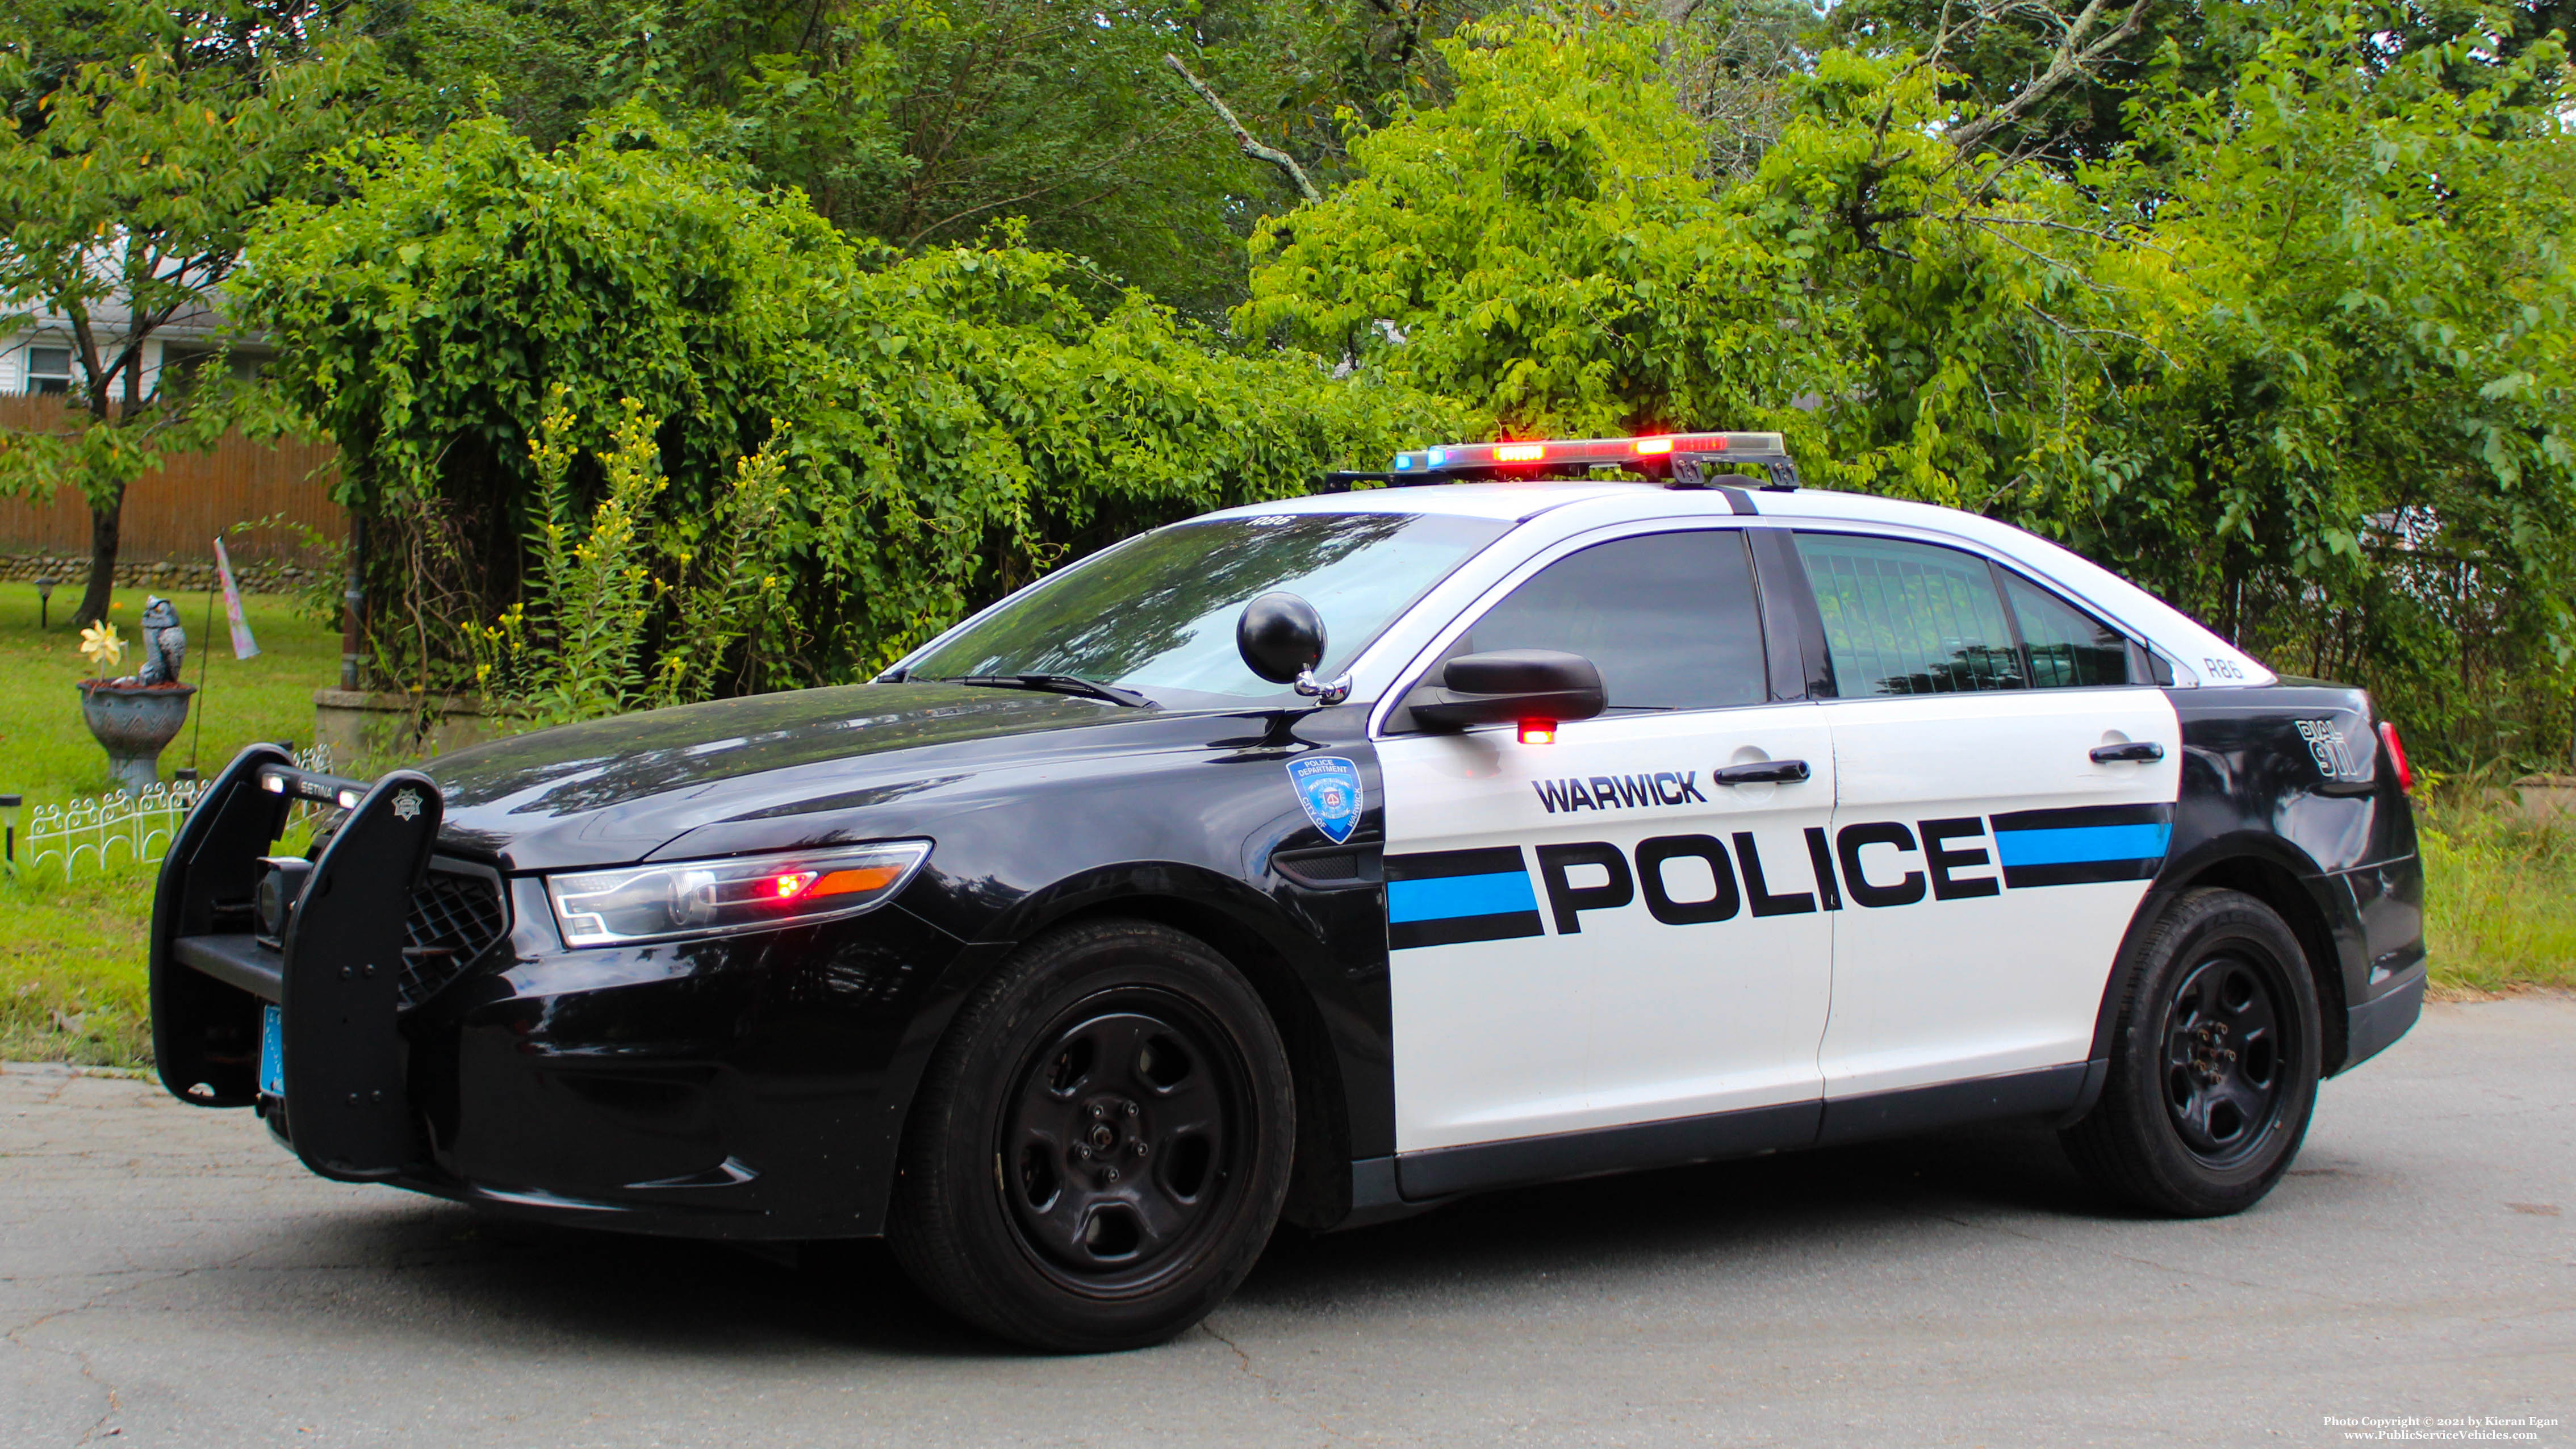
[1793,533,2023,696]
[2002,573,2132,687]
[1461,531,1767,712]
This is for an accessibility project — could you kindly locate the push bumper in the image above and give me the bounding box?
[151,745,973,1239]
[151,745,444,1180]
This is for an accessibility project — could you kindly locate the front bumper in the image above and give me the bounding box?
[151,746,975,1241]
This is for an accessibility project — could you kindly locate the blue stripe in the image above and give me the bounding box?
[1387,871,1539,924]
[1994,822,2172,867]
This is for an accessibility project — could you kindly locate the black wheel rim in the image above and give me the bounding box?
[996,988,1248,1297]
[2158,950,2289,1166]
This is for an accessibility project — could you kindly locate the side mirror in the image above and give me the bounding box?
[1407,650,1607,732]
[1237,592,1328,684]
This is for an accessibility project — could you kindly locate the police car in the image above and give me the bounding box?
[150,431,2426,1352]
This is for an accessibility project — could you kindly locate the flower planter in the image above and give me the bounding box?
[77,680,196,797]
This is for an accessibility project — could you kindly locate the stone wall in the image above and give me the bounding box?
[0,553,325,597]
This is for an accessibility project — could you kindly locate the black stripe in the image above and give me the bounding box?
[1396,1100,1820,1200]
[2002,858,2162,888]
[1386,846,1527,882]
[1389,911,1546,950]
[1989,802,2173,833]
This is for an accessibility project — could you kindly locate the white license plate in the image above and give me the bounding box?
[259,1004,283,1097]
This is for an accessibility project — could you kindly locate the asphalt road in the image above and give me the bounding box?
[3,997,2570,1449]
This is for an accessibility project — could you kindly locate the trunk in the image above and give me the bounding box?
[73,336,144,628]
[74,489,124,629]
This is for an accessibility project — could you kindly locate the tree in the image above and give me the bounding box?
[1236,16,1828,440]
[1240,6,2576,765]
[2109,19,2576,760]
[0,0,365,626]
[377,0,1541,319]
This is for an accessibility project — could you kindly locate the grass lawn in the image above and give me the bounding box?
[2419,794,2576,997]
[1,579,339,1065]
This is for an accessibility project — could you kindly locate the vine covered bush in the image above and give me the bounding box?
[244,109,1461,697]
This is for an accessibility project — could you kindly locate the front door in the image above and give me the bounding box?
[1376,527,1838,1155]
[1787,531,2184,1099]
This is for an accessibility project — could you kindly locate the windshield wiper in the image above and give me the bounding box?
[947,674,1153,708]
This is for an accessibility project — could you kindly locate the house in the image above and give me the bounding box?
[0,291,324,577]
[2,295,269,400]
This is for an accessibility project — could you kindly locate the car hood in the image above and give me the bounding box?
[425,682,1201,872]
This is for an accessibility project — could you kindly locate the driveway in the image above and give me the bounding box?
[3,996,2569,1448]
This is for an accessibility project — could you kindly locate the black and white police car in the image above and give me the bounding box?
[152,431,2426,1351]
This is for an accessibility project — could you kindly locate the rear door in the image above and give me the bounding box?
[1785,531,2182,1099]
[1375,526,1836,1155]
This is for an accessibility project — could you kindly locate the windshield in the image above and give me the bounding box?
[905,511,1511,707]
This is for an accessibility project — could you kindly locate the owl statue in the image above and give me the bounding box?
[139,595,187,686]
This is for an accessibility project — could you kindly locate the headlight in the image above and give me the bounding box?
[544,840,932,948]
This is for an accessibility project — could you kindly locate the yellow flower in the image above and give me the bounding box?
[79,621,124,673]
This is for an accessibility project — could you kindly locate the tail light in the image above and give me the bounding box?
[2377,720,2412,792]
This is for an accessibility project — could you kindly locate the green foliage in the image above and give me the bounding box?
[470,392,800,726]
[1239,17,1822,439]
[2119,19,2576,763]
[651,428,799,708]
[244,107,1458,696]
[2419,790,2576,993]
[0,0,366,623]
[382,0,1331,315]
[1243,6,2576,769]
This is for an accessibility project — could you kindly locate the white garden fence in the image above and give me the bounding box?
[23,746,336,882]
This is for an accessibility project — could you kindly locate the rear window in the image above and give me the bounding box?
[1795,534,2024,696]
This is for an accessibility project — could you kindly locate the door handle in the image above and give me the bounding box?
[2090,741,2165,764]
[1714,759,1811,786]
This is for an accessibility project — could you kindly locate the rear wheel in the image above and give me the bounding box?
[2062,888,2322,1217]
[888,919,1294,1351]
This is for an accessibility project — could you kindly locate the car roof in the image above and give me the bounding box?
[1205,481,1646,522]
[1201,481,2275,688]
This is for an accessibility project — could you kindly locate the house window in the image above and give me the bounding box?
[23,346,72,396]
[158,344,265,402]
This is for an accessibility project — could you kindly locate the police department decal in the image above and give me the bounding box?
[391,788,423,822]
[1286,756,1362,845]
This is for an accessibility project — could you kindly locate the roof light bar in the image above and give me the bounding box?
[1340,431,1797,494]
[1387,432,1784,476]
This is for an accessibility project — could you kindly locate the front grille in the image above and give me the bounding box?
[401,866,509,1009]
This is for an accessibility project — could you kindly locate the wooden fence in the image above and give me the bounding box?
[0,396,345,569]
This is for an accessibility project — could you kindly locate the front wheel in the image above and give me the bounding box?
[888,919,1294,1352]
[2061,888,2323,1217]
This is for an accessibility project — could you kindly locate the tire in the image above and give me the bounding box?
[887,918,1295,1352]
[2061,887,2323,1217]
